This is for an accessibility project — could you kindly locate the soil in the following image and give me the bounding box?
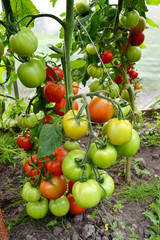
[0,125,160,240]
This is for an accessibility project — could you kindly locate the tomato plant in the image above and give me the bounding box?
[26,197,48,219]
[44,147,67,176]
[17,113,38,129]
[55,98,78,116]
[100,50,113,64]
[49,195,70,217]
[104,118,132,145]
[40,175,67,199]
[119,9,139,28]
[44,81,65,103]
[87,64,103,78]
[63,110,88,140]
[88,97,114,123]
[72,179,101,208]
[9,27,38,56]
[22,182,41,202]
[17,132,32,151]
[46,66,64,81]
[89,142,117,168]
[67,193,86,215]
[17,58,46,88]
[62,149,92,181]
[129,31,145,46]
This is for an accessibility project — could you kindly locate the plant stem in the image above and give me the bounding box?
[125,157,132,186]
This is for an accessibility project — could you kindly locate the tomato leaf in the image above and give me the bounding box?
[70,60,86,70]
[37,124,62,158]
[146,0,160,5]
[146,17,159,27]
[50,0,58,8]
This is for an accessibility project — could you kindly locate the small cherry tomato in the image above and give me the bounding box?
[17,132,32,151]
[72,82,79,95]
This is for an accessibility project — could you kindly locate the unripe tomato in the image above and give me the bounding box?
[75,0,89,15]
[87,64,103,79]
[132,16,146,34]
[22,182,41,202]
[86,43,99,55]
[106,83,120,98]
[89,80,104,92]
[17,113,38,129]
[88,97,114,123]
[119,9,139,28]
[0,39,4,57]
[26,197,48,219]
[9,27,38,56]
[49,195,70,217]
[126,46,142,62]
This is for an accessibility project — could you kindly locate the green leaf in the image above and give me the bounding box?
[146,0,160,5]
[70,60,86,70]
[143,212,159,226]
[87,10,101,40]
[33,99,46,114]
[50,0,58,8]
[10,0,39,27]
[140,43,146,49]
[37,123,62,158]
[146,17,159,28]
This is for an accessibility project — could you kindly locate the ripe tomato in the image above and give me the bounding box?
[89,142,117,169]
[132,16,146,34]
[9,27,38,57]
[67,193,87,215]
[72,179,101,208]
[22,182,41,202]
[43,115,54,124]
[24,154,42,179]
[68,180,76,194]
[46,66,64,81]
[72,82,79,95]
[100,50,113,64]
[126,46,142,62]
[116,129,140,157]
[115,75,123,84]
[17,58,46,88]
[129,32,145,46]
[44,147,67,176]
[26,197,48,219]
[55,98,78,116]
[17,132,32,151]
[63,110,88,140]
[119,9,139,28]
[40,175,67,200]
[44,81,65,103]
[104,118,132,145]
[88,97,114,123]
[129,69,138,79]
[134,83,142,90]
[49,195,70,217]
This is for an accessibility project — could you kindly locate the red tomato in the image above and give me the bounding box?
[17,132,32,151]
[129,32,145,46]
[44,81,65,103]
[68,180,76,194]
[67,193,87,215]
[24,154,42,180]
[100,50,113,64]
[46,66,64,81]
[40,175,67,199]
[55,98,78,116]
[72,82,79,95]
[44,147,67,175]
[115,75,123,84]
[88,97,114,123]
[43,115,54,124]
[129,69,138,79]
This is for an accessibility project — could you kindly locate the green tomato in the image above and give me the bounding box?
[90,170,114,198]
[17,58,46,88]
[119,9,139,28]
[0,39,4,57]
[89,80,104,92]
[126,46,142,62]
[87,64,103,79]
[105,118,132,145]
[62,149,92,181]
[64,141,80,151]
[22,182,41,202]
[75,0,89,15]
[116,129,140,157]
[86,43,99,55]
[49,195,70,217]
[106,83,120,98]
[121,89,130,101]
[26,197,48,219]
[17,113,38,129]
[72,179,101,208]
[9,27,38,56]
[89,142,117,168]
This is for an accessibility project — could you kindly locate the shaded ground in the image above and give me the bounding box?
[0,138,160,240]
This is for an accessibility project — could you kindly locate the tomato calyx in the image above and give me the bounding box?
[95,140,107,150]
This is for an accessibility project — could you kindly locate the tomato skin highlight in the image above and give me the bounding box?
[67,193,87,215]
[72,179,101,209]
[40,175,67,200]
[44,81,65,103]
[89,97,114,123]
[46,66,64,81]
